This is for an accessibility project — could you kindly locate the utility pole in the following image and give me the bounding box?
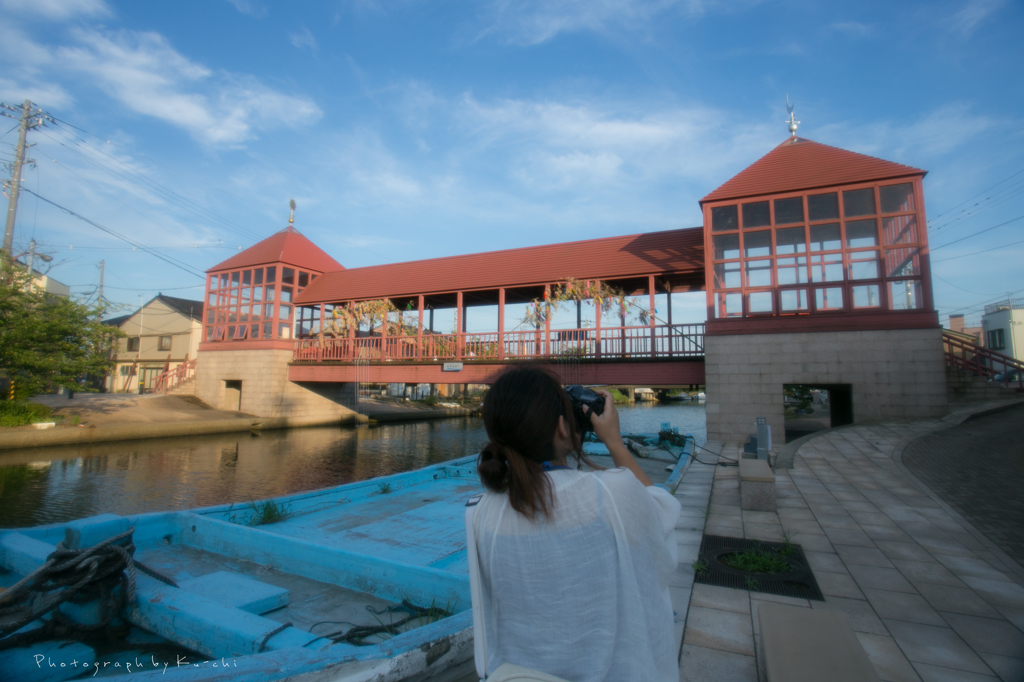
[2,100,44,257]
[98,260,105,309]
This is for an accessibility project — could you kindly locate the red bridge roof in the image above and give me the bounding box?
[295,227,704,304]
[208,226,344,274]
[701,137,926,204]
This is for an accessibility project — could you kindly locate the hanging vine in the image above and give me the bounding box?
[519,278,657,328]
[321,299,419,338]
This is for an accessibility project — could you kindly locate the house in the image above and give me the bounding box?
[981,299,1023,361]
[105,294,204,393]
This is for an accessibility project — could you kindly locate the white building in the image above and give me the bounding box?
[105,294,203,393]
[981,299,1024,361]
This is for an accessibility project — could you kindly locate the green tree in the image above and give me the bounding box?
[0,258,120,400]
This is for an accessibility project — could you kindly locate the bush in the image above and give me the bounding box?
[608,388,629,405]
[422,395,438,407]
[0,401,55,428]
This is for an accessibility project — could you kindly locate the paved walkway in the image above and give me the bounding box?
[903,404,1024,570]
[676,410,1024,682]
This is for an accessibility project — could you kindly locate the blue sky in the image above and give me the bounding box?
[0,0,1021,329]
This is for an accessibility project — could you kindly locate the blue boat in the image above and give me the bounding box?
[0,435,693,682]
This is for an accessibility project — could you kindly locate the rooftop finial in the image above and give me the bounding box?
[289,198,296,228]
[785,96,800,137]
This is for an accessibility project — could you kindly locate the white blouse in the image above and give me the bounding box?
[466,468,682,681]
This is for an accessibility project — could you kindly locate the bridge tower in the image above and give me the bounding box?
[195,224,359,422]
[700,135,945,443]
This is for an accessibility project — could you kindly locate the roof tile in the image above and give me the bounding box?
[208,227,344,274]
[701,137,926,204]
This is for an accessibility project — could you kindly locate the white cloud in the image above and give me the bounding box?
[54,29,321,145]
[288,27,318,52]
[0,77,72,108]
[947,0,1005,37]
[475,0,749,45]
[0,0,109,20]
[224,0,267,19]
[830,21,874,38]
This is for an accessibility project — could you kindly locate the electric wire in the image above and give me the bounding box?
[18,187,205,279]
[932,237,1024,263]
[929,213,1024,251]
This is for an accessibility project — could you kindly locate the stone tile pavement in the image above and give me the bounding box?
[674,417,1024,682]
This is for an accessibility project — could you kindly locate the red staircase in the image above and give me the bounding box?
[154,358,198,395]
[943,331,1023,392]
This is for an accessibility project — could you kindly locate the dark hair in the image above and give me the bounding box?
[478,366,593,518]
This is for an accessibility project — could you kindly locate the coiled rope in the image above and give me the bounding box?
[0,527,176,651]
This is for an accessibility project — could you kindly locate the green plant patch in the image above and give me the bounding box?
[0,401,55,428]
[720,550,791,575]
[245,496,293,526]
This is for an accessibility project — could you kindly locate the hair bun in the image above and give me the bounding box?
[478,441,511,491]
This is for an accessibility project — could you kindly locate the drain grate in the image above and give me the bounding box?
[693,534,824,601]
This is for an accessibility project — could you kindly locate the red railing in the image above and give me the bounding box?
[293,324,704,363]
[154,358,198,394]
[943,331,1023,390]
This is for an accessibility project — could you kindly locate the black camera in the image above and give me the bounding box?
[565,385,605,433]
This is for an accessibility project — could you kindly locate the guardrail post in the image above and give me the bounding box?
[595,280,602,360]
[498,288,505,361]
[544,284,551,357]
[648,275,656,358]
[417,295,424,361]
[456,291,463,361]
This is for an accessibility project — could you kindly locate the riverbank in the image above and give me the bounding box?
[0,394,476,451]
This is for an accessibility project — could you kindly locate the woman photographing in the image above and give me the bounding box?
[465,367,681,681]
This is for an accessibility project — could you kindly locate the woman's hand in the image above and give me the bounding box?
[584,390,620,445]
[584,390,653,486]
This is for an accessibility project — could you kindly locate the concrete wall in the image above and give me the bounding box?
[704,327,948,444]
[196,348,359,426]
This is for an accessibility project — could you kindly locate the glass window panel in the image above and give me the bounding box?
[811,253,844,282]
[242,270,251,286]
[711,205,738,232]
[282,268,295,285]
[713,262,742,289]
[809,223,841,251]
[852,284,882,308]
[206,327,214,341]
[230,292,238,306]
[748,291,773,313]
[263,321,273,338]
[885,248,921,278]
[279,304,292,320]
[240,288,250,303]
[777,257,808,285]
[279,323,292,339]
[251,324,260,339]
[281,286,293,303]
[780,289,808,312]
[744,230,772,257]
[715,292,743,318]
[746,259,773,287]
[250,304,260,320]
[808,192,839,221]
[228,311,237,323]
[206,309,215,324]
[890,280,923,309]
[254,269,263,285]
[227,326,235,339]
[776,227,806,254]
[264,303,274,318]
[219,273,229,288]
[216,311,225,324]
[713,234,740,260]
[848,252,880,280]
[266,267,276,283]
[235,325,248,340]
[880,183,915,214]
[208,292,217,306]
[882,214,918,246]
[253,287,263,301]
[846,219,879,248]
[231,271,240,286]
[773,197,804,225]
[240,305,249,322]
[299,272,309,288]
[815,287,844,311]
[843,188,876,217]
[209,275,218,290]
[742,201,771,228]
[265,286,276,301]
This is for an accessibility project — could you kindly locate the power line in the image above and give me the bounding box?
[932,274,1004,297]
[68,283,205,291]
[930,214,1024,251]
[928,165,1024,225]
[18,187,205,279]
[932,237,1024,263]
[42,123,262,242]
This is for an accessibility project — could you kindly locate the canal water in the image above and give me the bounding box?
[0,402,705,529]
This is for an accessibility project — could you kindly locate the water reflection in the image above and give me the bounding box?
[0,403,704,529]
